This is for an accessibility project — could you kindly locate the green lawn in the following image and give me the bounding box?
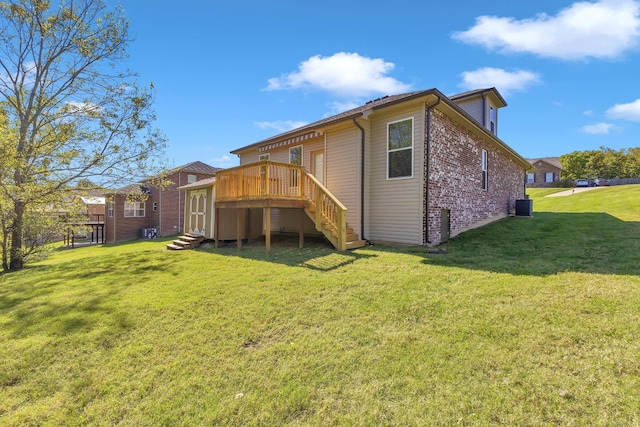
[2,186,640,425]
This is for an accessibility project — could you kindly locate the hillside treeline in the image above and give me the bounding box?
[560,147,640,180]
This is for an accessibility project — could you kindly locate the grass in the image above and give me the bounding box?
[1,185,640,425]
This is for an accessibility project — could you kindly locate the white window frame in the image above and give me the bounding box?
[124,201,145,217]
[187,174,197,184]
[107,202,114,217]
[545,172,554,183]
[387,117,414,180]
[527,173,535,184]
[481,149,488,190]
[259,153,270,161]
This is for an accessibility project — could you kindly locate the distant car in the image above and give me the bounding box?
[575,179,589,187]
[595,178,609,186]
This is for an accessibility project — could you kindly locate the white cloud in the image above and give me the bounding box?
[453,0,640,60]
[581,122,616,134]
[255,120,308,132]
[583,109,594,116]
[459,67,540,94]
[606,98,640,120]
[264,52,412,97]
[209,155,237,167]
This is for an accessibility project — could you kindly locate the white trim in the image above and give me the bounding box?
[386,117,414,180]
[259,153,270,161]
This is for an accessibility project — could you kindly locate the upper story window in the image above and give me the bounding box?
[124,201,145,217]
[527,173,535,183]
[387,118,413,179]
[489,107,496,134]
[481,149,488,190]
[259,153,270,161]
[107,202,114,217]
[187,174,197,184]
[289,145,302,165]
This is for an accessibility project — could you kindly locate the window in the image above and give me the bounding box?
[124,201,145,217]
[481,149,488,190]
[153,202,158,212]
[387,118,413,179]
[187,174,197,184]
[289,146,302,165]
[489,107,496,134]
[107,202,114,217]
[259,153,270,161]
[527,173,535,184]
[289,146,302,187]
[545,172,554,183]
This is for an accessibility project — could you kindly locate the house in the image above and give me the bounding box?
[180,88,532,251]
[526,157,562,187]
[104,161,220,243]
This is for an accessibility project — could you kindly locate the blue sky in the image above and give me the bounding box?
[116,0,640,168]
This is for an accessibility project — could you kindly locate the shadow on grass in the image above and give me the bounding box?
[419,212,640,277]
[0,249,180,340]
[199,234,378,271]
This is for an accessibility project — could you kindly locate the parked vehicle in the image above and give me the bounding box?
[575,179,589,187]
[595,178,609,186]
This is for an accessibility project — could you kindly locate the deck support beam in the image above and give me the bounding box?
[237,208,242,250]
[265,207,271,256]
[299,208,304,249]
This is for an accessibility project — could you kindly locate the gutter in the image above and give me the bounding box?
[352,117,367,242]
[425,96,441,245]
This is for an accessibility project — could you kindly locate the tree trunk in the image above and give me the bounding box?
[9,201,24,271]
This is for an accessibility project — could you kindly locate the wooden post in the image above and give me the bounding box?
[299,208,305,248]
[337,208,347,251]
[215,207,220,248]
[265,206,271,256]
[237,208,242,250]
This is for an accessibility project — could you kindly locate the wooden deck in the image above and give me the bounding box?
[214,161,365,252]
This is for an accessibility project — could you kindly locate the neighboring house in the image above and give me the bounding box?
[181,88,532,251]
[526,157,562,187]
[104,161,220,243]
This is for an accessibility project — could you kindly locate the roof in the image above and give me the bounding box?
[104,183,152,196]
[231,90,435,155]
[527,157,562,169]
[231,88,531,170]
[162,160,222,176]
[449,87,507,107]
[177,176,216,191]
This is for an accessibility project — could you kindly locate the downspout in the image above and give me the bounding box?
[425,97,441,245]
[352,117,368,243]
[178,172,182,233]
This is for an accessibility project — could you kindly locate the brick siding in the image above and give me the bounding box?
[425,110,525,245]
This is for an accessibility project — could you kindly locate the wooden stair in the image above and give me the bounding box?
[166,233,205,250]
[305,203,366,250]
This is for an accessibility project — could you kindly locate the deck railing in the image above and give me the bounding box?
[215,161,347,250]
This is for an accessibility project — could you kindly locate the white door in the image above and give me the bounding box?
[188,189,207,236]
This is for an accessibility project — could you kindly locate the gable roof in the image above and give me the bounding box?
[450,87,507,108]
[527,157,562,169]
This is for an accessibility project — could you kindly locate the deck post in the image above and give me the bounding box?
[265,207,271,256]
[299,208,305,248]
[215,207,220,248]
[237,208,242,250]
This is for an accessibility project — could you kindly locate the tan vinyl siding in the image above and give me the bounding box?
[368,104,425,244]
[454,98,484,128]
[326,127,361,236]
